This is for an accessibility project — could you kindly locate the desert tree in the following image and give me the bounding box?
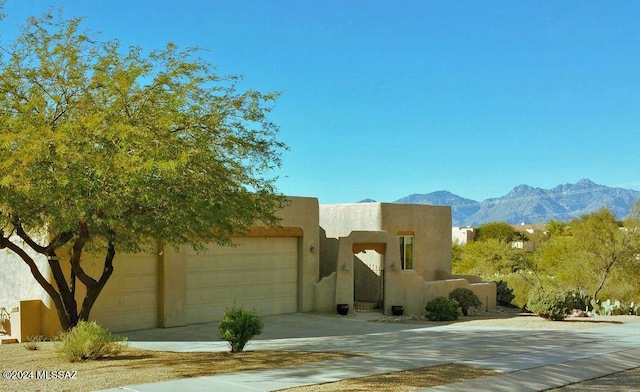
[0,10,287,330]
[571,208,640,301]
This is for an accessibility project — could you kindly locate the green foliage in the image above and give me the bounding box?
[57,320,127,362]
[565,290,591,310]
[494,280,516,306]
[24,335,47,351]
[501,274,534,308]
[425,297,459,321]
[454,207,640,309]
[452,238,530,277]
[475,222,518,243]
[526,286,571,321]
[546,220,571,237]
[571,208,639,300]
[0,10,286,330]
[449,288,482,316]
[218,306,264,353]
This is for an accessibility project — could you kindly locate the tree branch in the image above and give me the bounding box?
[69,222,98,289]
[0,234,70,330]
[79,240,115,320]
[14,220,47,253]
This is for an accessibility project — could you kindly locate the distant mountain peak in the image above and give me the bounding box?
[507,184,538,197]
[576,178,597,187]
[392,179,640,226]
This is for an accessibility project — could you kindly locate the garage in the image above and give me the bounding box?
[185,236,299,324]
[90,252,158,332]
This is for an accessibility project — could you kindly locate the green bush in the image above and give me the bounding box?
[449,288,483,316]
[425,297,459,321]
[57,320,127,362]
[218,306,264,353]
[494,280,516,307]
[527,286,571,321]
[502,274,532,308]
[566,290,590,310]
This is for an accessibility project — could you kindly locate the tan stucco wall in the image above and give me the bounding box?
[319,203,452,282]
[319,203,383,238]
[330,231,403,315]
[380,203,452,282]
[277,196,320,313]
[0,236,51,308]
[319,228,339,278]
[469,282,497,311]
[314,272,337,313]
[158,244,186,328]
[0,235,60,339]
[317,202,494,316]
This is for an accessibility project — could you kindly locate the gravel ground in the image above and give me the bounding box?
[375,306,640,329]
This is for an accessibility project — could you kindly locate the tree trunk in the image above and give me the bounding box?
[2,222,116,331]
[78,241,115,322]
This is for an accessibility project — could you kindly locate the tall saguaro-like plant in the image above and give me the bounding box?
[0,11,287,330]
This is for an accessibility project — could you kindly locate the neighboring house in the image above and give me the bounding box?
[452,226,476,245]
[0,197,495,341]
[511,223,547,253]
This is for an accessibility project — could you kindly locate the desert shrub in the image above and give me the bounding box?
[501,274,533,308]
[494,280,516,307]
[566,290,591,310]
[24,335,47,351]
[218,306,264,353]
[57,320,127,362]
[628,302,640,316]
[425,297,459,321]
[449,288,482,316]
[527,286,571,321]
[589,298,631,316]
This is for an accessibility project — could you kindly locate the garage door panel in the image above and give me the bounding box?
[185,237,298,324]
[90,252,158,332]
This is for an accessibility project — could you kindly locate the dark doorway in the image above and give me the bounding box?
[353,251,384,312]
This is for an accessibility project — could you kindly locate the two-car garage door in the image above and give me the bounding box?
[185,236,299,324]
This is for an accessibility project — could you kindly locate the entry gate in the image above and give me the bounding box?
[353,255,384,312]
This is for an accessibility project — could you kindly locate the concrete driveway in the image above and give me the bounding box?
[105,313,640,391]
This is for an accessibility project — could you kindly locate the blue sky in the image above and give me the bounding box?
[2,1,639,203]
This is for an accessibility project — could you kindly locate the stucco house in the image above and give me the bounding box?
[1,197,494,342]
[452,226,476,245]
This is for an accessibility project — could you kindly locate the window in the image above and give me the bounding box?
[399,236,414,270]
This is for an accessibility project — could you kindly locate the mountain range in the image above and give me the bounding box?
[370,179,640,226]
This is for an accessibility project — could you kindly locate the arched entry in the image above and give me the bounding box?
[352,243,386,312]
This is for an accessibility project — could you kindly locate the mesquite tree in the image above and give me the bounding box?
[0,11,286,330]
[571,208,639,301]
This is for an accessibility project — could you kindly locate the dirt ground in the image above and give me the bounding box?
[0,343,357,392]
[278,364,498,392]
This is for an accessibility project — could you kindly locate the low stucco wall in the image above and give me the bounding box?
[401,272,496,315]
[0,300,46,342]
[469,282,497,311]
